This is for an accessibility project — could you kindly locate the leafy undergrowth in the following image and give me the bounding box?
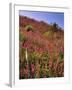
[19,16,64,79]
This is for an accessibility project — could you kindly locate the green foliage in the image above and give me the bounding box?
[46,69,50,77]
[28,52,50,66]
[43,31,52,37]
[43,25,54,38]
[41,52,50,61]
[59,51,64,61]
[19,47,26,63]
[46,23,59,32]
[20,47,26,57]
[52,49,57,64]
[25,25,35,32]
[28,52,41,62]
[43,23,60,39]
[40,63,50,77]
[19,32,28,42]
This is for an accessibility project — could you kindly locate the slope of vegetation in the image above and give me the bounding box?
[19,16,64,79]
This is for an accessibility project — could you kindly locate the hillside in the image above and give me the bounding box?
[19,15,64,79]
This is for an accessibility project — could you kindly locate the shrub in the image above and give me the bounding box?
[25,25,35,32]
[52,23,59,31]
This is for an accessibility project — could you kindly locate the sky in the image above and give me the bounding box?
[19,10,64,29]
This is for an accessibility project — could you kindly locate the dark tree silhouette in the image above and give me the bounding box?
[52,23,59,31]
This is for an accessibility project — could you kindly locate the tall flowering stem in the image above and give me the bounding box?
[25,48,30,78]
